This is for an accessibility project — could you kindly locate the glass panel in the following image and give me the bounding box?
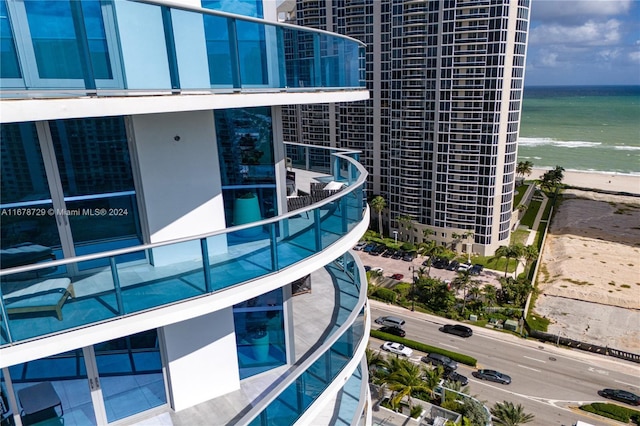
[118,243,207,314]
[236,21,267,86]
[80,0,112,80]
[8,350,98,426]
[0,0,22,79]
[203,14,233,86]
[94,330,166,423]
[215,107,276,226]
[49,117,143,267]
[202,0,263,18]
[234,289,286,379]
[0,122,62,267]
[23,1,82,79]
[22,0,111,81]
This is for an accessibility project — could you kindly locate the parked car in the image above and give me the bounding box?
[421,353,458,371]
[363,243,376,253]
[391,250,403,259]
[353,241,367,250]
[432,258,450,269]
[390,273,404,280]
[469,264,484,275]
[446,260,460,271]
[457,262,472,272]
[371,266,384,274]
[598,388,640,406]
[364,265,371,271]
[472,369,511,384]
[381,342,413,357]
[378,326,406,337]
[445,370,469,386]
[382,249,395,258]
[402,252,415,262]
[440,324,473,338]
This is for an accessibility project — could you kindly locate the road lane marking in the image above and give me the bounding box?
[615,380,640,389]
[438,343,459,350]
[588,367,609,376]
[523,356,546,363]
[518,364,541,373]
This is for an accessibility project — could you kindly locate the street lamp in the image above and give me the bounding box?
[393,230,398,245]
[409,266,416,311]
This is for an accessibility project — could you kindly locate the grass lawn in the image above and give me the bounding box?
[520,199,542,228]
[513,183,530,207]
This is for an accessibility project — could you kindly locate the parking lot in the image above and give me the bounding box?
[353,244,504,290]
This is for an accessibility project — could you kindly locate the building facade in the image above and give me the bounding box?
[0,1,371,425]
[280,0,531,256]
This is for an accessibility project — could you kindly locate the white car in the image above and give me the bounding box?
[381,341,413,357]
[353,241,367,250]
[457,262,472,272]
[371,266,384,274]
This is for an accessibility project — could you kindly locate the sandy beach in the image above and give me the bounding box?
[530,167,640,195]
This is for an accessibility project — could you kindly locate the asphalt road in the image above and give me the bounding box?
[369,301,640,426]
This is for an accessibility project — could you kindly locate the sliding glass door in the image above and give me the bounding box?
[0,117,143,273]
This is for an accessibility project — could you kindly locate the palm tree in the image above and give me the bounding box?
[539,165,565,193]
[462,230,474,263]
[490,244,524,278]
[482,284,498,307]
[516,161,533,179]
[520,245,539,277]
[422,365,444,400]
[386,359,431,411]
[490,401,535,425]
[421,240,445,277]
[452,270,480,314]
[370,196,386,237]
[397,214,414,243]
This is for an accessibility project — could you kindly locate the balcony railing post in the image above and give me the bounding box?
[200,238,212,292]
[314,209,322,252]
[227,18,242,89]
[161,6,181,91]
[69,0,96,93]
[269,222,278,271]
[109,257,124,315]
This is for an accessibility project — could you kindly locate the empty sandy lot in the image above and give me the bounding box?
[534,189,640,353]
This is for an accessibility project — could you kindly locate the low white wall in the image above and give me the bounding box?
[162,309,240,411]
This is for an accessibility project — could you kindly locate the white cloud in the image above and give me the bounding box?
[532,0,633,21]
[540,52,559,67]
[629,50,640,63]
[530,19,622,47]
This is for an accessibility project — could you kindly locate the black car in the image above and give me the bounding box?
[445,370,469,386]
[469,264,483,275]
[382,249,395,258]
[446,260,460,271]
[402,253,415,262]
[598,388,640,406]
[378,326,406,338]
[440,324,473,338]
[392,250,404,260]
[472,369,511,385]
[432,258,450,269]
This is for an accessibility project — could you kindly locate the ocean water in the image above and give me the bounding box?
[517,85,640,175]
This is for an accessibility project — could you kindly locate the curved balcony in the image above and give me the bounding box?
[0,144,368,353]
[0,0,365,99]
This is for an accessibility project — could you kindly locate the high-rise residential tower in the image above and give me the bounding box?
[281,0,531,256]
[0,1,370,424]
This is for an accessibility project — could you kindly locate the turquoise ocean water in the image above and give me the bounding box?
[517,86,640,175]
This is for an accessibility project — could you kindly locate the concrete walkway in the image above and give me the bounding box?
[512,192,549,277]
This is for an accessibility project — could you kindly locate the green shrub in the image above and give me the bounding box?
[579,402,640,423]
[373,288,397,303]
[370,330,477,366]
[410,404,423,418]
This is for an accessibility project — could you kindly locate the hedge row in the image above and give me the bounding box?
[370,329,477,367]
[580,402,640,424]
[372,288,396,303]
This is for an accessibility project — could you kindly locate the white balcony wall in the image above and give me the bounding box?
[130,110,227,265]
[161,308,240,411]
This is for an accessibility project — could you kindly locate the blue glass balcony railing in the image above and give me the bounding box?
[240,250,368,426]
[0,0,365,98]
[0,144,368,346]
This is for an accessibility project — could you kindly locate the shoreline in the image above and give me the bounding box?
[529,167,640,195]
